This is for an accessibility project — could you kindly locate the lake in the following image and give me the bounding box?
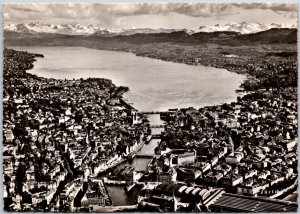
[11,46,245,111]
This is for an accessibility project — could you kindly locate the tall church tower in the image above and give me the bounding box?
[132,111,139,125]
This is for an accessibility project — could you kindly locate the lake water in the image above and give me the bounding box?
[11,45,245,206]
[11,46,245,111]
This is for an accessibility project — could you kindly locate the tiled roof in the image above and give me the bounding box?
[191,187,202,196]
[156,183,211,199]
[211,193,298,212]
[199,189,209,198]
[178,185,188,193]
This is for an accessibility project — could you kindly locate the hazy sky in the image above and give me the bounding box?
[4,3,298,29]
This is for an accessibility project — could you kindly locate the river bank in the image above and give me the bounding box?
[3,45,297,212]
[102,114,164,206]
[3,48,151,211]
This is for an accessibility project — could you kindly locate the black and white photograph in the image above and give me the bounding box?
[2,2,298,212]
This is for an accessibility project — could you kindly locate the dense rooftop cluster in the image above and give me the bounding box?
[146,60,298,203]
[3,48,149,211]
[134,54,298,212]
[2,46,298,212]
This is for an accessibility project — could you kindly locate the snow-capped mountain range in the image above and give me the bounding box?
[196,22,295,34]
[4,22,296,36]
[5,22,109,35]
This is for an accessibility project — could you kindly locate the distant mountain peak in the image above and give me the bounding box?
[196,22,295,34]
[4,21,296,36]
[4,22,104,35]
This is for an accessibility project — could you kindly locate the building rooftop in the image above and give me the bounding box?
[211,193,298,212]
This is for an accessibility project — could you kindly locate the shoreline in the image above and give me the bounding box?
[3,47,297,211]
[12,44,250,77]
[3,48,152,211]
[11,45,249,112]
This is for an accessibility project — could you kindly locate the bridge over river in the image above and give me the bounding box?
[151,134,161,139]
[150,125,164,128]
[140,111,170,114]
[104,112,165,206]
[135,154,159,158]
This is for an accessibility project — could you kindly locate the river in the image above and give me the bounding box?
[10,45,245,206]
[105,114,163,206]
[11,46,245,112]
